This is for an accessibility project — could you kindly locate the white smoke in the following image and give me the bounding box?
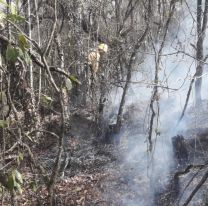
[104,1,208,205]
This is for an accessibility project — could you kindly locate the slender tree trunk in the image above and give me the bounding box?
[115,64,131,133]
[48,92,65,206]
[55,33,70,121]
[148,1,176,151]
[115,0,151,133]
[178,0,208,123]
[28,0,33,89]
[195,0,208,105]
[27,0,41,137]
[195,0,203,105]
[34,0,42,105]
[6,0,11,40]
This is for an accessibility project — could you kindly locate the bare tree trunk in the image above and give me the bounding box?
[6,0,11,40]
[55,33,70,121]
[25,0,41,136]
[48,92,65,206]
[178,0,208,123]
[115,63,131,132]
[148,0,176,151]
[115,29,149,133]
[28,0,34,89]
[115,0,151,133]
[195,0,203,105]
[195,0,208,105]
[34,0,42,105]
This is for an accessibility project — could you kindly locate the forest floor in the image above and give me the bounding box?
[1,108,153,206]
[1,103,208,206]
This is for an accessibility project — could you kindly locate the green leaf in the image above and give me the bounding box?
[18,153,24,162]
[15,47,31,65]
[6,173,15,190]
[14,170,23,185]
[6,13,25,22]
[65,78,72,91]
[23,51,32,65]
[0,120,9,128]
[17,153,23,165]
[16,47,24,59]
[14,182,22,194]
[10,4,17,15]
[41,94,53,105]
[6,45,18,63]
[69,75,81,85]
[5,170,23,193]
[18,34,29,51]
[29,181,37,192]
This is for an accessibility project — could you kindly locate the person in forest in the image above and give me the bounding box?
[87,43,108,79]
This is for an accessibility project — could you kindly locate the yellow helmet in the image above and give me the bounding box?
[98,43,108,53]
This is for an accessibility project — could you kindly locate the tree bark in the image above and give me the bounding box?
[115,0,151,133]
[195,0,208,105]
[115,64,131,133]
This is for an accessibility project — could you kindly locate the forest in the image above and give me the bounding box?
[0,0,208,205]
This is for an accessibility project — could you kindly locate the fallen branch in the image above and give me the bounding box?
[182,170,208,206]
[28,129,60,140]
[174,161,208,206]
[0,142,18,157]
[174,161,208,178]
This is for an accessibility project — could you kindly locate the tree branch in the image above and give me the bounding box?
[182,170,208,206]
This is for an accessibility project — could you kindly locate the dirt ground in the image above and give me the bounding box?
[1,104,208,206]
